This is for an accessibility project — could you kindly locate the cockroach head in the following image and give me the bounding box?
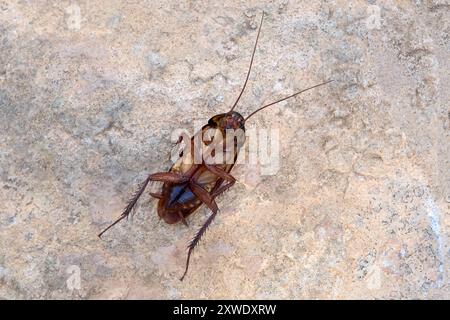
[208,111,245,131]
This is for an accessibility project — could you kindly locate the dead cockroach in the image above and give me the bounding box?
[98,12,332,281]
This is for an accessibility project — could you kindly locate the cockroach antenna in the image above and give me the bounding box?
[244,79,334,122]
[228,11,265,113]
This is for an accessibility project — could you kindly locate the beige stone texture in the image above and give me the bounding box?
[0,1,449,299]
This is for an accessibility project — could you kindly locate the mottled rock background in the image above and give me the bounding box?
[0,0,449,299]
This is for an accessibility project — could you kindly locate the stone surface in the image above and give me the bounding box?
[0,1,449,299]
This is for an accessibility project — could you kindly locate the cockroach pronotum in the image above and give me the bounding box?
[98,12,332,281]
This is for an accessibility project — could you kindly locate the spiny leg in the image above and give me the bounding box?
[98,172,189,238]
[177,211,189,227]
[149,192,163,199]
[180,167,236,280]
[189,181,219,214]
[211,179,235,198]
[180,210,218,281]
[175,135,183,145]
[150,172,190,183]
[172,135,185,158]
[205,164,236,198]
[205,164,236,183]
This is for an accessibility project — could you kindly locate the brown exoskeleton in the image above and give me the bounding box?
[98,12,332,281]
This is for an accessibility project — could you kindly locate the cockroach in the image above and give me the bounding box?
[98,12,332,281]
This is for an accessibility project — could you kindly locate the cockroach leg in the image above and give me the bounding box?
[175,135,183,144]
[178,212,189,227]
[175,135,187,157]
[204,165,236,198]
[211,179,236,198]
[149,192,163,199]
[180,210,218,281]
[189,181,219,214]
[179,169,237,280]
[98,172,189,238]
[205,164,236,183]
[150,172,189,184]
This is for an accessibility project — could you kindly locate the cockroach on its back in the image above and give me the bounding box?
[98,12,332,281]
